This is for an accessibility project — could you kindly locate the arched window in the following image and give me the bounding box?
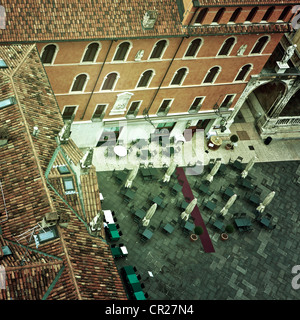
[185,38,202,58]
[229,8,242,23]
[170,68,188,85]
[195,8,208,24]
[137,70,154,88]
[113,42,131,61]
[101,72,118,90]
[203,66,220,83]
[41,44,57,64]
[150,40,167,59]
[245,7,258,22]
[218,37,236,56]
[82,42,100,62]
[278,6,292,21]
[212,8,226,23]
[262,6,275,21]
[71,74,88,92]
[250,36,269,54]
[234,64,252,81]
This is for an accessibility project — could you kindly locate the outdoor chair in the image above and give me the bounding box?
[133,266,137,272]
[236,156,243,162]
[148,226,156,232]
[144,292,149,298]
[141,283,145,289]
[132,186,138,192]
[266,213,272,219]
[137,274,142,280]
[268,224,276,232]
[209,159,215,165]
[119,231,123,236]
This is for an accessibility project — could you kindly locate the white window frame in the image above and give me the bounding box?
[80,41,101,64]
[188,96,205,113]
[126,100,142,118]
[157,98,174,116]
[62,105,78,121]
[169,67,189,86]
[249,35,270,55]
[216,36,237,56]
[148,39,169,60]
[135,69,155,89]
[91,103,108,121]
[69,73,90,93]
[112,41,133,62]
[183,38,203,59]
[202,66,222,84]
[219,94,236,110]
[233,64,253,82]
[100,72,120,91]
[40,43,59,65]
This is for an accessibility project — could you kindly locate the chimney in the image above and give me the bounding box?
[42,211,59,227]
[142,10,158,30]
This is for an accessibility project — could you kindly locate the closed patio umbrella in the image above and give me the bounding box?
[163,160,177,183]
[181,198,197,221]
[205,160,221,183]
[241,156,257,178]
[220,194,237,216]
[256,191,275,213]
[125,166,139,188]
[142,203,157,226]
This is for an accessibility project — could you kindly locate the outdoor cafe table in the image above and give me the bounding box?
[141,228,153,240]
[111,246,123,258]
[152,196,164,207]
[103,210,114,224]
[127,273,139,285]
[198,183,210,195]
[116,171,127,183]
[130,282,143,293]
[213,220,225,232]
[180,200,189,210]
[260,217,270,228]
[149,167,158,178]
[172,183,182,193]
[108,224,120,241]
[234,218,252,228]
[249,194,260,205]
[183,220,194,232]
[163,223,174,234]
[124,189,135,200]
[239,178,255,190]
[122,266,135,275]
[141,168,151,177]
[205,201,216,212]
[134,291,146,300]
[134,209,146,221]
[223,187,235,200]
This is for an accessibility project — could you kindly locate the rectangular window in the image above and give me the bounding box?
[0,59,8,68]
[0,97,15,109]
[157,99,172,116]
[92,104,106,121]
[189,97,204,114]
[62,106,77,121]
[37,227,58,244]
[219,94,235,110]
[63,177,75,191]
[57,165,71,174]
[1,246,12,256]
[127,101,141,118]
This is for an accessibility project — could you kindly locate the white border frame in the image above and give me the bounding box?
[62,105,79,120]
[183,38,203,59]
[188,96,206,113]
[170,67,189,86]
[100,72,120,91]
[80,41,101,64]
[234,64,253,82]
[135,69,155,89]
[148,39,169,60]
[112,41,133,62]
[249,35,271,55]
[69,73,90,93]
[202,66,222,84]
[91,103,108,121]
[40,43,59,65]
[216,36,237,56]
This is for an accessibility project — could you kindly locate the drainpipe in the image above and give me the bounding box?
[80,40,114,120]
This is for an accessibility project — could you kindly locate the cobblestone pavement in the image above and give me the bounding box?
[97,160,300,300]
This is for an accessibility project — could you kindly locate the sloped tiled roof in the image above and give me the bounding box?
[0,0,184,43]
[0,44,127,300]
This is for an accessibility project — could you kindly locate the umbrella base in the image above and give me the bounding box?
[220,233,228,241]
[190,234,198,242]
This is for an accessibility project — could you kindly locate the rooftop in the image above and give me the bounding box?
[0,44,126,300]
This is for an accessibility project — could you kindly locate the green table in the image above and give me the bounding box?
[205,201,216,211]
[134,209,146,221]
[131,282,143,293]
[125,189,135,200]
[224,187,234,199]
[134,291,146,300]
[198,183,210,195]
[184,221,194,232]
[213,220,225,232]
[172,183,182,193]
[235,218,252,228]
[111,247,122,258]
[127,273,139,284]
[249,194,260,205]
[122,266,135,275]
[163,223,174,234]
[141,228,153,240]
[152,196,163,207]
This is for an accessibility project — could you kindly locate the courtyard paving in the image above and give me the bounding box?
[97,159,300,300]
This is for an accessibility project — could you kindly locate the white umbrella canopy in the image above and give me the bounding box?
[205,160,221,183]
[256,191,275,213]
[220,194,237,216]
[142,203,157,226]
[125,166,139,188]
[241,156,257,178]
[163,161,177,183]
[181,198,197,221]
